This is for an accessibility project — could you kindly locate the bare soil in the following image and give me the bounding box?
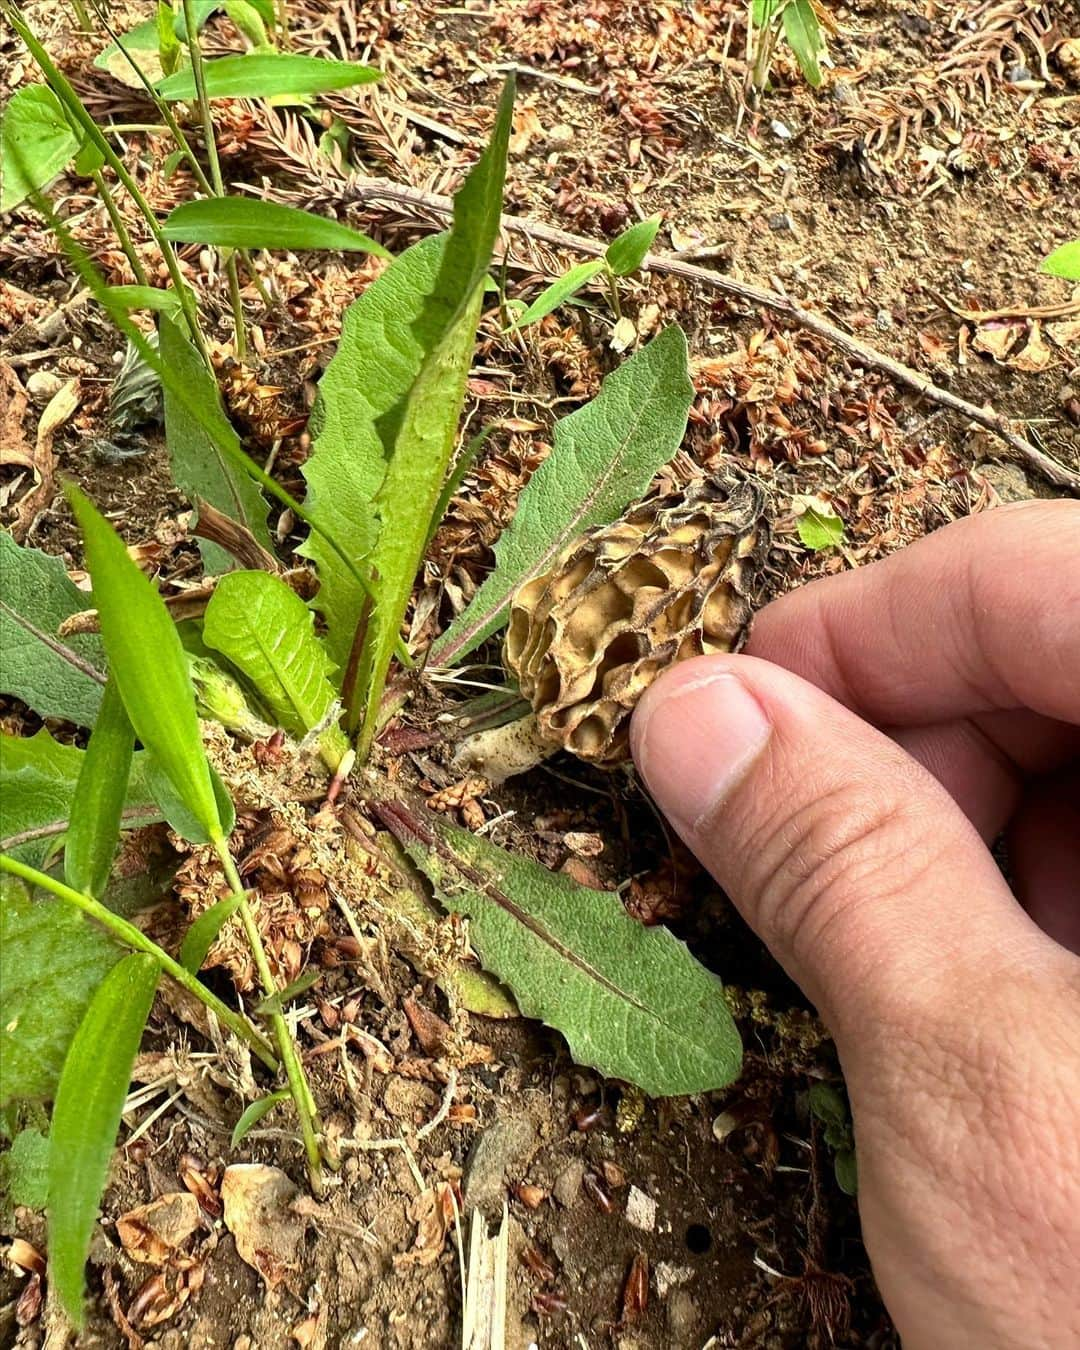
[2,2,1078,1348]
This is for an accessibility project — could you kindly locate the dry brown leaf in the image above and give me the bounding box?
[393,1182,455,1269]
[971,322,1023,363]
[117,1193,201,1267]
[1008,321,1053,372]
[221,1164,305,1288]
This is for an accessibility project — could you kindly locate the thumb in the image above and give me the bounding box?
[630,654,1046,1042]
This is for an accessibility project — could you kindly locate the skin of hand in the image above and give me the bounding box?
[630,500,1080,1350]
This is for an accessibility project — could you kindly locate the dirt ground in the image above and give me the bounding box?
[1,1,1078,1347]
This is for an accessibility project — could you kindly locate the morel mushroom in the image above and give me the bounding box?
[505,478,769,765]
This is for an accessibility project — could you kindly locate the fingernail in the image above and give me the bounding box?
[631,670,772,837]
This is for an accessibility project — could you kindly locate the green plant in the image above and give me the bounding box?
[809,1081,857,1196]
[1041,240,1080,281]
[2,64,750,1325]
[509,214,662,330]
[749,0,827,92]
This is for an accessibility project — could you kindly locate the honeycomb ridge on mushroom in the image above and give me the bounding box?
[505,477,769,766]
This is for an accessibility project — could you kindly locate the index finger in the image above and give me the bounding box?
[746,500,1080,728]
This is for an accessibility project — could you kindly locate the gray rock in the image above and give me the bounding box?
[552,1158,586,1208]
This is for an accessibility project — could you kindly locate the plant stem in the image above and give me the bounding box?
[92,170,151,287]
[68,0,92,31]
[89,3,274,311]
[0,855,279,1072]
[604,264,622,320]
[211,837,324,1194]
[181,0,247,360]
[4,4,210,364]
[275,0,289,45]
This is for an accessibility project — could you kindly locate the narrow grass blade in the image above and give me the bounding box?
[63,676,135,900]
[163,199,389,257]
[179,890,242,973]
[782,0,826,87]
[48,952,160,1326]
[102,285,184,316]
[514,260,604,329]
[253,968,321,1016]
[230,1089,290,1148]
[65,486,225,843]
[156,53,381,100]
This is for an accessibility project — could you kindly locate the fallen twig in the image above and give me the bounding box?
[333,176,1079,494]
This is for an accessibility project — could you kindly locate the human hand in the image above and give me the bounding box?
[630,500,1080,1349]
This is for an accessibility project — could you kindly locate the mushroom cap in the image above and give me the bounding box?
[505,478,769,765]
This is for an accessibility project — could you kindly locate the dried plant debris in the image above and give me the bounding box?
[505,478,768,764]
[828,1,1063,163]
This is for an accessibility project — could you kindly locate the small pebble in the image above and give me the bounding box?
[625,1185,657,1232]
[770,119,792,140]
[768,213,793,232]
[547,123,575,149]
[26,370,64,401]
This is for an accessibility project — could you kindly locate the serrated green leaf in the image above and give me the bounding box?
[202,571,342,749]
[355,79,514,751]
[0,1127,50,1209]
[782,0,826,87]
[0,533,107,726]
[49,951,159,1326]
[66,486,226,844]
[378,801,742,1095]
[431,325,694,664]
[0,85,80,213]
[64,677,135,900]
[604,215,661,276]
[0,877,121,1108]
[794,498,844,550]
[514,259,604,329]
[299,232,446,670]
[157,53,381,100]
[0,731,160,869]
[162,198,389,257]
[230,1089,290,1148]
[179,890,242,972]
[159,315,273,573]
[1041,239,1080,281]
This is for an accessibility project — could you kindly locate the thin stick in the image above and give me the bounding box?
[182,0,247,360]
[332,176,1079,493]
[212,838,325,1194]
[0,855,278,1071]
[91,170,150,287]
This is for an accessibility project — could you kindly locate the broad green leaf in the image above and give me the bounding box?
[0,1127,49,1210]
[431,325,694,664]
[157,53,381,101]
[782,0,826,87]
[159,315,273,573]
[0,533,106,726]
[1041,240,1080,281]
[64,677,135,900]
[202,571,343,750]
[103,284,184,316]
[179,890,241,972]
[162,198,389,257]
[378,801,742,1096]
[808,1081,847,1128]
[73,138,105,177]
[0,877,121,1107]
[0,732,159,868]
[49,952,159,1325]
[835,1149,858,1196]
[514,260,604,329]
[299,232,446,670]
[0,85,80,213]
[356,78,514,749]
[230,1089,290,1148]
[794,496,844,550]
[66,486,225,844]
[604,215,661,276]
